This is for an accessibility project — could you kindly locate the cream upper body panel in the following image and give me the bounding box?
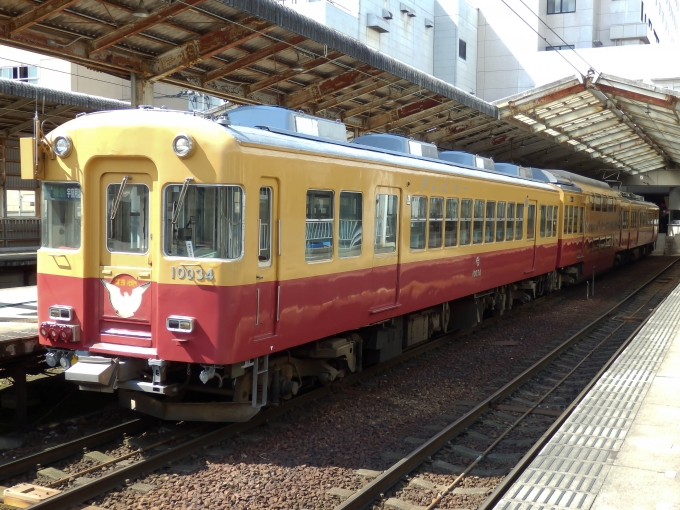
[33,110,561,285]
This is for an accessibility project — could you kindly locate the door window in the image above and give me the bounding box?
[375,194,398,254]
[527,204,536,240]
[259,187,272,265]
[107,182,149,254]
[339,192,362,258]
[164,184,243,259]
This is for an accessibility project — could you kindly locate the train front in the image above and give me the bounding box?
[22,109,259,422]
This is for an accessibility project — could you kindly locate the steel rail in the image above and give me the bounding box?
[23,259,673,509]
[23,276,564,509]
[0,418,153,482]
[477,265,678,509]
[335,257,679,510]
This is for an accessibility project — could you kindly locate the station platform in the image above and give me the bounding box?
[0,286,38,364]
[494,282,680,510]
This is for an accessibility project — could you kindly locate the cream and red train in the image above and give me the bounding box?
[21,106,657,422]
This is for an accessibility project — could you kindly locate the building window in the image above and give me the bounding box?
[547,0,575,14]
[0,66,38,84]
[458,39,467,60]
[546,45,575,50]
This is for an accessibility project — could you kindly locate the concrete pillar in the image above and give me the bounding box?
[130,74,154,108]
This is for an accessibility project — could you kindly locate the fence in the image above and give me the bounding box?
[0,218,40,248]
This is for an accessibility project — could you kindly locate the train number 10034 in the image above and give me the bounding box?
[170,266,215,282]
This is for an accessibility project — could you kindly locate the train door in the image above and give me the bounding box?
[371,187,400,312]
[525,199,537,273]
[578,202,586,259]
[254,179,279,339]
[98,170,155,347]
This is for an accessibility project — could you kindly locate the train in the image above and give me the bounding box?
[21,105,658,422]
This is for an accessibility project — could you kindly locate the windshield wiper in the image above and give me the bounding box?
[172,177,194,226]
[109,175,131,232]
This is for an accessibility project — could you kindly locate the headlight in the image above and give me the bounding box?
[53,136,73,158]
[167,316,195,333]
[172,134,194,158]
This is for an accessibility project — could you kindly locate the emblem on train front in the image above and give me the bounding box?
[101,274,150,318]
[475,256,480,267]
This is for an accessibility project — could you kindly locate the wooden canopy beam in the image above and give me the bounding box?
[202,35,306,85]
[244,50,343,96]
[150,16,273,80]
[285,63,380,109]
[89,0,208,54]
[9,0,80,34]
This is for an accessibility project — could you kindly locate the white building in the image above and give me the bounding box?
[280,0,680,101]
[0,46,214,112]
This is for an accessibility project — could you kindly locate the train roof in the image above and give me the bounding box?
[223,123,557,192]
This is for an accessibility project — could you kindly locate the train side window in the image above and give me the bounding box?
[569,206,575,234]
[485,201,496,243]
[258,187,272,265]
[164,184,242,259]
[546,205,553,237]
[473,200,484,244]
[579,207,584,234]
[553,206,559,237]
[460,199,472,246]
[306,190,334,261]
[563,205,568,235]
[339,191,362,258]
[591,194,595,211]
[428,197,444,249]
[445,198,459,247]
[506,202,515,241]
[496,202,506,242]
[515,204,524,240]
[596,195,602,212]
[539,205,546,238]
[410,196,427,250]
[526,204,536,240]
[374,194,398,254]
[609,197,614,212]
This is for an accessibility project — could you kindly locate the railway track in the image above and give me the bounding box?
[1,258,675,510]
[335,258,680,510]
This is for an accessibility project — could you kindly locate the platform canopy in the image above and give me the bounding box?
[494,73,680,176]
[1,0,679,177]
[0,78,127,138]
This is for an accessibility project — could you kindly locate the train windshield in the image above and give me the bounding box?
[41,182,82,249]
[164,184,243,260]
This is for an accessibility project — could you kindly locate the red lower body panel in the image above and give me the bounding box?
[39,244,560,364]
